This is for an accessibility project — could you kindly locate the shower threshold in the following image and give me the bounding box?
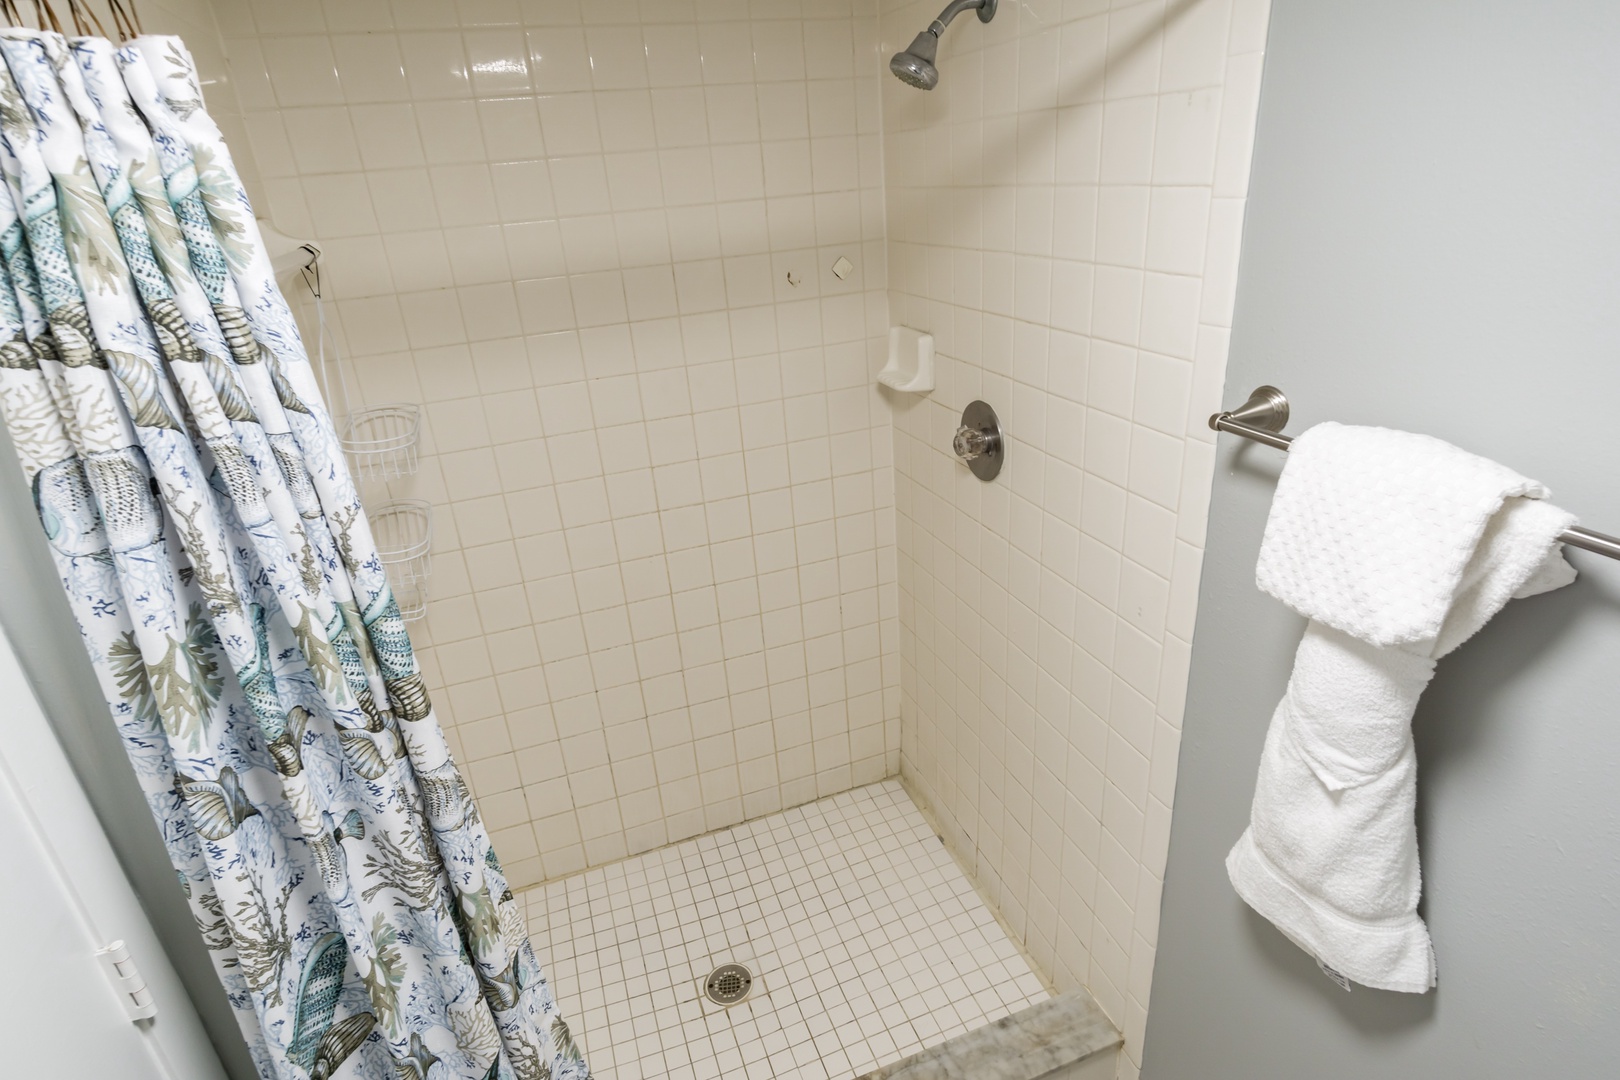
[523,779,1071,1080]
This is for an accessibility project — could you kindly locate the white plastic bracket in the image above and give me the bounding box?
[98,940,159,1021]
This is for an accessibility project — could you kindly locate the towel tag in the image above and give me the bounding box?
[1317,958,1353,992]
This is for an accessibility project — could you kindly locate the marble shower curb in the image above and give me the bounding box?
[853,989,1121,1080]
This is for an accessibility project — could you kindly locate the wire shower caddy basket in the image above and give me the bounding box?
[300,249,434,621]
[340,404,421,482]
[369,500,433,621]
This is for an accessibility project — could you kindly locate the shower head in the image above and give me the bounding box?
[889,0,997,91]
[890,30,941,90]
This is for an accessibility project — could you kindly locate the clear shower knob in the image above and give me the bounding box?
[953,425,993,461]
[953,400,1004,481]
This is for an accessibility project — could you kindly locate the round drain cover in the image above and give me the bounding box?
[705,963,753,1006]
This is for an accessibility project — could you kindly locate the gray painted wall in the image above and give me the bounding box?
[0,426,256,1080]
[1142,2,1620,1077]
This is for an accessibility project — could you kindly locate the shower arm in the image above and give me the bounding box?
[927,0,995,36]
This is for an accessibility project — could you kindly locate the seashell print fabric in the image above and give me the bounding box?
[0,28,588,1080]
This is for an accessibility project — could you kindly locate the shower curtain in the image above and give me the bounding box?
[0,28,587,1080]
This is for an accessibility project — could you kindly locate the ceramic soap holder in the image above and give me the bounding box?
[879,326,935,393]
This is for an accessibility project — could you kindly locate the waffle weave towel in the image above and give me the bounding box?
[1228,423,1576,992]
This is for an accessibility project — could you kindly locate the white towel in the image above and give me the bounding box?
[1227,423,1577,992]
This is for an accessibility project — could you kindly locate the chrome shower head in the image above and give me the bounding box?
[890,30,940,90]
[889,0,997,91]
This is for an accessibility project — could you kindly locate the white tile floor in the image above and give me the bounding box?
[524,780,1050,1080]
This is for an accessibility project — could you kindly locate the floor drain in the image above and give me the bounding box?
[705,963,753,1006]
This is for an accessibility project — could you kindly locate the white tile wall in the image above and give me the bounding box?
[213,0,900,890]
[878,0,1269,1074]
[524,779,1049,1080]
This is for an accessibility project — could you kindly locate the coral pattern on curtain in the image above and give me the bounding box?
[0,27,588,1080]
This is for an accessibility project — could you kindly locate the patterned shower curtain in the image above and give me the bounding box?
[0,28,588,1080]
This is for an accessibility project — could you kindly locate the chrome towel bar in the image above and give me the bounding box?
[1210,386,1620,562]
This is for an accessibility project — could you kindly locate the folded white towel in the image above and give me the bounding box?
[1227,423,1577,992]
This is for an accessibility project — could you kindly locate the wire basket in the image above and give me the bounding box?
[371,499,433,621]
[341,404,421,482]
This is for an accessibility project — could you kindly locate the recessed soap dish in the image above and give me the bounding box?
[878,326,934,393]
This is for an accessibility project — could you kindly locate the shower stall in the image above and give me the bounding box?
[0,1,1271,1078]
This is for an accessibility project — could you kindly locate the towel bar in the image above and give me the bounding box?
[1210,386,1620,562]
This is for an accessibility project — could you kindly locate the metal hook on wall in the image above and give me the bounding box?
[299,245,323,302]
